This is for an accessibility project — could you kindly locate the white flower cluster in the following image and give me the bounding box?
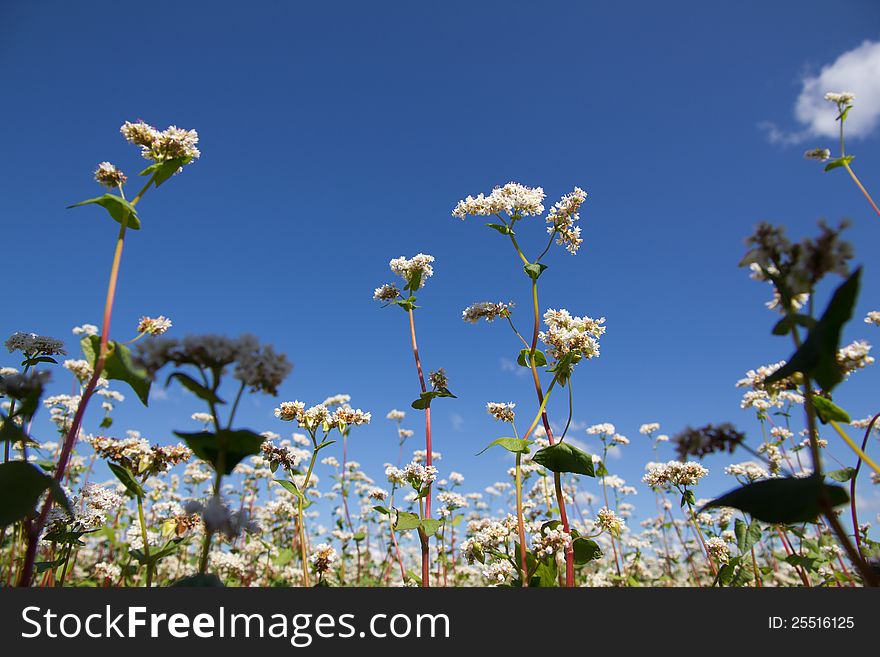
[462,301,513,323]
[436,491,468,510]
[120,120,200,163]
[88,434,192,476]
[539,308,605,361]
[804,148,831,162]
[460,515,518,563]
[824,91,855,106]
[837,340,874,376]
[705,536,731,564]
[274,401,370,429]
[72,324,99,336]
[373,284,400,302]
[866,311,880,327]
[389,253,435,289]
[596,507,625,536]
[137,316,172,336]
[486,401,515,423]
[724,461,769,482]
[452,182,545,219]
[642,460,709,489]
[546,187,587,255]
[639,423,660,435]
[93,562,122,582]
[587,423,615,436]
[94,162,127,188]
[532,527,572,559]
[310,543,338,574]
[736,361,803,411]
[386,409,406,421]
[482,560,515,584]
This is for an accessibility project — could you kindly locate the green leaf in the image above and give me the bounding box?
[81,336,151,406]
[475,437,531,456]
[421,518,443,536]
[772,313,816,336]
[734,518,762,554]
[702,475,849,524]
[826,467,856,483]
[764,268,861,392]
[517,348,547,367]
[0,415,30,445]
[411,387,457,410]
[0,461,71,526]
[485,223,512,235]
[572,537,602,564]
[174,429,265,475]
[67,193,141,230]
[107,462,144,498]
[394,511,421,531]
[824,155,855,172]
[532,442,595,476]
[138,156,192,187]
[811,397,850,424]
[530,558,559,587]
[523,263,548,281]
[166,372,225,405]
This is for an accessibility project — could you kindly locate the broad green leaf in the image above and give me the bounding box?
[138,156,191,187]
[530,558,559,587]
[82,336,151,406]
[108,462,144,498]
[411,387,457,410]
[273,479,311,507]
[811,397,850,424]
[394,511,421,531]
[824,155,855,172]
[166,372,225,405]
[764,268,861,392]
[572,537,602,564]
[174,429,265,475]
[485,223,512,235]
[702,475,849,524]
[523,263,548,281]
[0,461,71,526]
[532,442,595,476]
[772,313,816,336]
[67,193,141,230]
[421,518,443,536]
[476,437,531,456]
[826,467,856,483]
[734,518,762,554]
[517,348,547,367]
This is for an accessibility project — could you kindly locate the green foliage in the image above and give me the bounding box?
[67,194,141,230]
[764,268,861,392]
[138,156,192,187]
[476,437,531,456]
[108,462,144,498]
[824,155,855,172]
[174,429,265,475]
[523,262,548,281]
[703,475,849,524]
[166,372,225,405]
[532,441,595,476]
[82,336,151,405]
[517,348,547,367]
[811,396,850,424]
[0,461,71,526]
[411,387,456,410]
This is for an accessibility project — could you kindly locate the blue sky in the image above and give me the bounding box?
[2,1,880,527]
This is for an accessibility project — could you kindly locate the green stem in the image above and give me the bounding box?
[136,492,152,587]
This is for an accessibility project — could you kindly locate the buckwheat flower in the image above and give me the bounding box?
[639,423,661,435]
[597,507,625,536]
[93,562,122,582]
[388,253,435,289]
[546,187,587,255]
[482,559,515,584]
[275,400,305,422]
[402,461,438,490]
[449,471,465,485]
[611,433,629,445]
[539,308,605,362]
[137,315,172,336]
[462,301,513,323]
[63,359,94,383]
[413,449,441,463]
[804,148,831,162]
[373,284,400,302]
[93,161,127,189]
[724,461,769,482]
[72,323,99,336]
[386,409,406,421]
[191,412,213,424]
[486,401,515,423]
[824,91,855,106]
[706,537,731,564]
[322,393,351,408]
[428,368,448,389]
[302,404,330,428]
[587,423,615,436]
[532,527,572,559]
[837,340,874,375]
[260,441,302,471]
[310,543,338,574]
[368,487,388,501]
[398,428,414,440]
[120,120,160,148]
[5,332,66,357]
[865,311,880,327]
[331,405,372,427]
[452,182,545,219]
[642,460,709,489]
[437,491,468,510]
[656,434,669,442]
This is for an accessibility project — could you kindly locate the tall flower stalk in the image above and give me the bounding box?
[18,121,200,586]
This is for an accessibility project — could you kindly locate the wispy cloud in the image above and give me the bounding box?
[499,357,528,378]
[451,413,464,432]
[762,40,880,144]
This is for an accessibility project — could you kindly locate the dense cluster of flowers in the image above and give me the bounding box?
[539,308,606,361]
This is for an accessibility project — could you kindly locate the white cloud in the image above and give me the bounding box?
[764,40,880,144]
[451,413,464,432]
[499,357,528,378]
